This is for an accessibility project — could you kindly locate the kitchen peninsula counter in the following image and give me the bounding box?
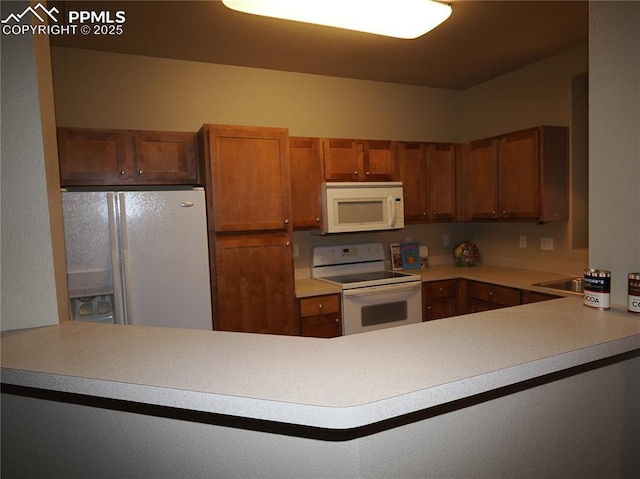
[2,295,639,431]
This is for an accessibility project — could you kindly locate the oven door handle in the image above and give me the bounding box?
[342,281,421,297]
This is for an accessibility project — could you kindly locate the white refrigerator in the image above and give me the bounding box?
[61,188,213,330]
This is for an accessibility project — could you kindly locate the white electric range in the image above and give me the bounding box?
[312,243,422,335]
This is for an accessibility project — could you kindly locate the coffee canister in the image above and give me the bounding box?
[628,273,640,313]
[583,269,611,309]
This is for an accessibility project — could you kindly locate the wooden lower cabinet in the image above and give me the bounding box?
[464,280,522,313]
[521,290,561,304]
[213,234,298,335]
[422,280,459,321]
[299,294,342,338]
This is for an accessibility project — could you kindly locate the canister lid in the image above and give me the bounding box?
[584,268,611,277]
[629,273,640,280]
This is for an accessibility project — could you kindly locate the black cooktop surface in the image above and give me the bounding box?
[323,270,414,285]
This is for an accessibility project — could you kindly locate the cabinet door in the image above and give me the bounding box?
[422,280,459,321]
[134,131,199,185]
[205,125,291,232]
[396,142,428,222]
[462,138,499,219]
[289,137,323,229]
[58,128,132,186]
[322,138,360,180]
[322,139,394,181]
[426,143,457,221]
[363,140,394,180]
[498,129,540,219]
[214,235,297,335]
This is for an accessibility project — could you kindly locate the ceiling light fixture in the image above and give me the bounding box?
[221,0,452,40]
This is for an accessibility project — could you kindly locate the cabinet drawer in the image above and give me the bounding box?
[422,279,457,299]
[300,294,340,317]
[467,281,521,306]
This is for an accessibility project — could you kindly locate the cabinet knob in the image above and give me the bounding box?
[335,318,339,323]
[365,171,370,176]
[315,217,321,223]
[138,169,144,175]
[427,306,432,310]
[120,170,126,175]
[285,242,291,247]
[439,287,444,292]
[492,210,497,216]
[354,170,359,177]
[318,304,324,310]
[422,212,427,216]
[502,210,507,216]
[488,291,494,296]
[284,219,289,224]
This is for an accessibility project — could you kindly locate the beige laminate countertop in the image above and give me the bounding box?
[295,264,583,298]
[3,267,639,430]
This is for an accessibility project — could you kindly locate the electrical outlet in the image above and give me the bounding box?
[519,235,527,248]
[541,237,554,251]
[293,244,300,258]
[443,234,450,247]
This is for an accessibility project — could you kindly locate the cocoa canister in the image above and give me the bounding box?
[628,273,640,313]
[583,269,611,309]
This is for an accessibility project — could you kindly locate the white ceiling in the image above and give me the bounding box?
[50,0,588,90]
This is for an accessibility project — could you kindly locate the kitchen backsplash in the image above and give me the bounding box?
[293,221,588,277]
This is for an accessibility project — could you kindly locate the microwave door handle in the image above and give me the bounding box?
[388,196,395,228]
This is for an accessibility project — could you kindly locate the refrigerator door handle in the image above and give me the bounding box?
[108,192,128,325]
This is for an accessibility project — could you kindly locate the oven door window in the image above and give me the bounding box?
[361,301,407,326]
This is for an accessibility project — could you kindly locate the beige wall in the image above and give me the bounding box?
[589,1,640,304]
[0,1,64,331]
[50,47,461,142]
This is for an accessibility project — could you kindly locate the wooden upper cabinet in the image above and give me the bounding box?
[426,143,458,221]
[289,137,323,229]
[461,137,500,220]
[461,126,568,222]
[200,125,291,232]
[134,131,198,183]
[395,142,428,222]
[57,128,199,187]
[322,138,394,181]
[498,128,541,219]
[396,141,458,223]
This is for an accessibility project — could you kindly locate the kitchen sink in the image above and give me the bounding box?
[533,277,584,293]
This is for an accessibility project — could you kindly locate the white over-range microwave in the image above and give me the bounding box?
[320,182,404,234]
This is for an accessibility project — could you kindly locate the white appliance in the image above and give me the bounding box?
[61,188,212,330]
[320,182,404,234]
[312,243,422,335]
